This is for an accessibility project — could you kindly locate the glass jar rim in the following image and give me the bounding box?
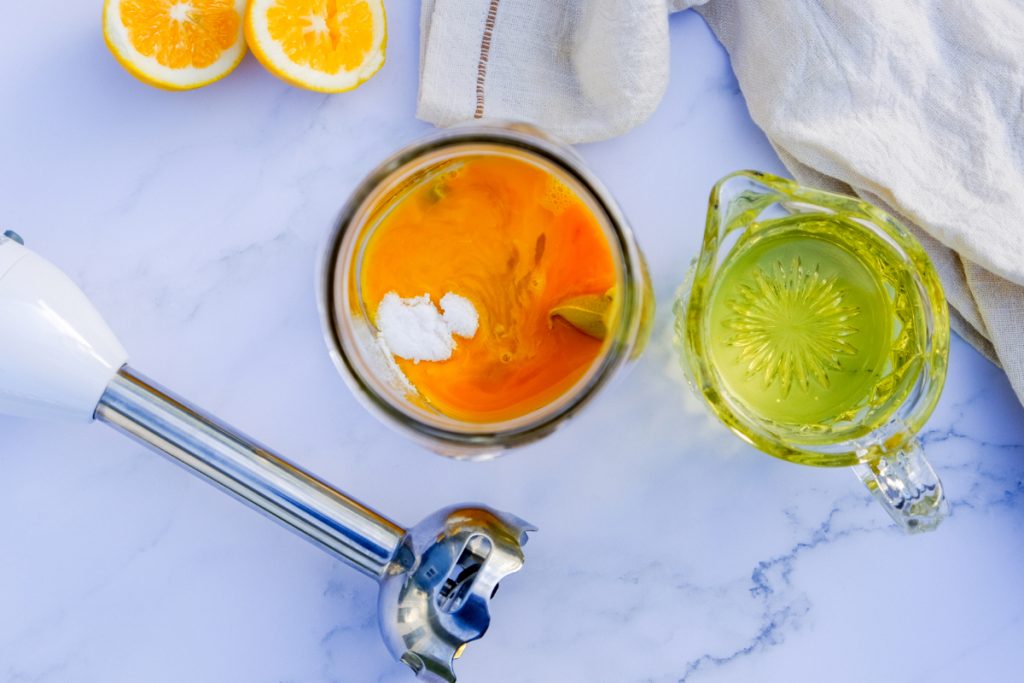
[318,123,648,454]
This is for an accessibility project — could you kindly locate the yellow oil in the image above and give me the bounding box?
[706,213,926,444]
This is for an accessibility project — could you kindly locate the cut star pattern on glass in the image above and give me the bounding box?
[723,257,860,396]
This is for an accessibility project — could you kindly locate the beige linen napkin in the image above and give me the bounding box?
[418,0,673,142]
[690,0,1024,404]
[417,0,1024,406]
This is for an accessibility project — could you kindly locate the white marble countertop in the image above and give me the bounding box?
[2,6,1024,683]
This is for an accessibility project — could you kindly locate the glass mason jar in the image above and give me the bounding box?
[675,171,950,532]
[319,123,653,459]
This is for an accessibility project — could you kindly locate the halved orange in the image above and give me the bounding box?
[245,0,386,93]
[104,0,247,90]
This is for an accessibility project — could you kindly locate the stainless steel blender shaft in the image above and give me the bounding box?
[94,366,534,682]
[95,367,408,578]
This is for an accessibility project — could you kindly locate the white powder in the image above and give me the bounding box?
[440,292,479,338]
[376,291,478,362]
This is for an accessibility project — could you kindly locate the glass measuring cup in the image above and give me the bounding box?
[319,123,653,459]
[675,171,950,532]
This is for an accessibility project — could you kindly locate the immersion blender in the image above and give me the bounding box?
[0,231,534,682]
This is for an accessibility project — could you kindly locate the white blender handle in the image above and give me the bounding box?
[0,233,128,421]
[0,232,406,575]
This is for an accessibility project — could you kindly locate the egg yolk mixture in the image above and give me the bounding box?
[359,153,618,423]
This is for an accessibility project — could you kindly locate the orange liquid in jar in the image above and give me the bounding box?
[360,153,618,423]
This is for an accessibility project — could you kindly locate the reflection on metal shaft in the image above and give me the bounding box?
[95,367,406,579]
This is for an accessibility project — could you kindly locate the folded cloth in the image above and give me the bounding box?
[689,0,1024,405]
[418,0,672,142]
[417,0,1024,406]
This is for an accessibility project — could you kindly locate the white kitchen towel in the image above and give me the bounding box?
[690,0,1024,405]
[418,0,672,142]
[417,0,1024,406]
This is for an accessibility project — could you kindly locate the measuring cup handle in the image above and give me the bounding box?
[852,438,947,533]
